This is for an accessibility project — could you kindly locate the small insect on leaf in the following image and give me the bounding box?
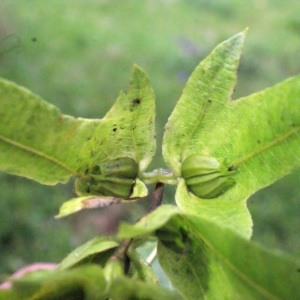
[181,155,235,199]
[75,157,139,198]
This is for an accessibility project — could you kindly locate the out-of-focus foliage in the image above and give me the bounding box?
[0,0,299,276]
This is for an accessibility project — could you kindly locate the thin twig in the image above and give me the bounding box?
[109,182,165,268]
[148,182,164,213]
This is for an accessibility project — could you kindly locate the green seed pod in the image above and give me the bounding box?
[182,154,235,199]
[75,157,138,198]
[90,157,138,178]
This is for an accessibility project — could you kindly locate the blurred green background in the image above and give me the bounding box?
[0,0,300,277]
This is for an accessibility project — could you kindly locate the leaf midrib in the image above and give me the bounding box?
[232,126,300,168]
[185,216,282,300]
[0,134,76,175]
[180,60,227,161]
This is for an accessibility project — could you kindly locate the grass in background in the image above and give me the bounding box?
[0,0,300,273]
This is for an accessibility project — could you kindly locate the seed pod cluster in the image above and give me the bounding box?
[181,154,235,199]
[75,157,138,198]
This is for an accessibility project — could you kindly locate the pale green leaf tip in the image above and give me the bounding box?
[230,28,248,43]
[55,197,85,219]
[132,63,147,78]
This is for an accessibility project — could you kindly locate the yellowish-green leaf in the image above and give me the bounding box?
[0,78,99,184]
[56,178,146,218]
[0,64,156,198]
[55,196,123,218]
[58,237,119,270]
[77,64,156,175]
[162,30,300,238]
[5,264,179,300]
[118,205,300,300]
[163,30,247,176]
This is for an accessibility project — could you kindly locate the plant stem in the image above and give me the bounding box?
[141,168,179,185]
[110,238,132,264]
[109,182,165,270]
[148,182,164,212]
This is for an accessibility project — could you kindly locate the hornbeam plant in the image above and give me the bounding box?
[0,30,300,299]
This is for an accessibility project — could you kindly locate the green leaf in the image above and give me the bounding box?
[176,179,252,237]
[56,178,146,218]
[77,64,156,175]
[163,30,246,177]
[203,74,300,205]
[5,264,179,300]
[0,64,155,195]
[176,73,300,237]
[0,78,99,184]
[162,30,300,237]
[58,236,159,285]
[7,265,108,300]
[127,247,159,284]
[177,72,300,239]
[162,30,251,236]
[109,276,181,300]
[118,205,300,299]
[55,196,123,218]
[58,237,119,270]
[0,290,17,300]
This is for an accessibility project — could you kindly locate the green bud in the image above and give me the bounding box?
[75,157,138,198]
[91,157,138,179]
[182,154,235,199]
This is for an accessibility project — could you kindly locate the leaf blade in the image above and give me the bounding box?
[163,30,246,176]
[78,65,156,174]
[118,205,300,299]
[0,78,99,184]
[177,75,300,237]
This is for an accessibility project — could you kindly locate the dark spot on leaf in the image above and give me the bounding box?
[113,127,117,132]
[130,98,141,112]
[208,99,212,103]
[27,117,34,125]
[85,169,89,175]
[297,268,300,272]
[257,140,261,144]
[91,165,101,175]
[31,37,37,42]
[228,165,235,172]
[186,268,191,275]
[87,136,92,141]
